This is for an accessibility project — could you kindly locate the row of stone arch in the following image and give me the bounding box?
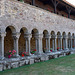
[0,26,75,58]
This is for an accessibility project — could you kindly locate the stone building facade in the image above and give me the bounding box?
[0,0,75,71]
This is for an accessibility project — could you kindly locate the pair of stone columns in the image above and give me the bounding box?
[12,32,33,57]
[0,32,21,59]
[52,35,57,51]
[44,35,51,52]
[68,37,74,50]
[63,36,68,50]
[34,34,43,54]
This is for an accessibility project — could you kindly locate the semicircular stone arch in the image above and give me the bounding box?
[42,30,49,53]
[30,28,39,54]
[50,31,55,51]
[5,25,17,33]
[4,26,16,57]
[18,27,29,56]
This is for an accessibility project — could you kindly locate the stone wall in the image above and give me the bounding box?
[0,0,75,35]
[23,0,75,19]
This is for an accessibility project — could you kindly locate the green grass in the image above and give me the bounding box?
[0,54,75,75]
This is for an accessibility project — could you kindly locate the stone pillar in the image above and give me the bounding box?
[55,36,57,51]
[24,33,32,55]
[46,38,48,49]
[25,39,28,52]
[65,36,68,50]
[52,39,54,51]
[58,39,60,48]
[37,34,43,54]
[12,32,20,57]
[60,37,62,50]
[71,37,73,49]
[63,39,64,49]
[45,35,51,53]
[35,38,38,51]
[69,39,70,48]
[48,36,51,52]
[74,38,75,49]
[28,37,31,55]
[0,32,6,60]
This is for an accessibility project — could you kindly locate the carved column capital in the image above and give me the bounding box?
[12,32,20,39]
[24,33,32,39]
[0,32,6,37]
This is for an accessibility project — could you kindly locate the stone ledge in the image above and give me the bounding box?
[29,59,34,64]
[11,62,19,68]
[0,51,75,71]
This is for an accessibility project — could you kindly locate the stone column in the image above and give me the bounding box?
[45,35,51,53]
[48,35,51,52]
[68,39,70,48]
[60,36,62,50]
[46,38,48,49]
[35,38,38,51]
[12,32,20,57]
[58,39,60,48]
[0,32,6,60]
[71,37,73,49]
[63,39,64,49]
[65,36,68,50]
[52,39,54,51]
[37,34,43,54]
[55,36,57,51]
[25,39,28,52]
[74,38,75,49]
[24,33,32,55]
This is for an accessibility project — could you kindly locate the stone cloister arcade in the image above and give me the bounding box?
[0,25,75,59]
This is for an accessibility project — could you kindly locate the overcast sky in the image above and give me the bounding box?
[66,0,75,6]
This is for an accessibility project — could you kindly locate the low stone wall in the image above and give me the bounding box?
[0,50,73,71]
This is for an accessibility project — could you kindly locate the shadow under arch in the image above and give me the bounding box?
[18,27,28,56]
[4,26,16,57]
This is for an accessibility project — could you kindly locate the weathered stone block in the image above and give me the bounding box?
[49,55,54,59]
[0,65,3,71]
[25,60,29,65]
[59,54,64,57]
[6,63,11,69]
[29,59,34,64]
[3,65,6,70]
[11,62,19,68]
[71,51,74,54]
[19,60,25,66]
[54,55,58,58]
[40,57,45,61]
[35,59,40,63]
[64,53,66,56]
[45,56,49,60]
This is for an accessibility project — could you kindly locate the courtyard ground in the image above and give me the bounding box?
[0,54,75,75]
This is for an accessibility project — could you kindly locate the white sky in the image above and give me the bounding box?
[66,0,75,6]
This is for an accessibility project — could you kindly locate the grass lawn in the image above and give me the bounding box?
[0,54,75,75]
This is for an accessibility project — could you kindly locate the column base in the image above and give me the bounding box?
[35,52,44,55]
[54,50,57,52]
[13,54,20,58]
[71,48,73,50]
[0,56,5,60]
[45,50,51,53]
